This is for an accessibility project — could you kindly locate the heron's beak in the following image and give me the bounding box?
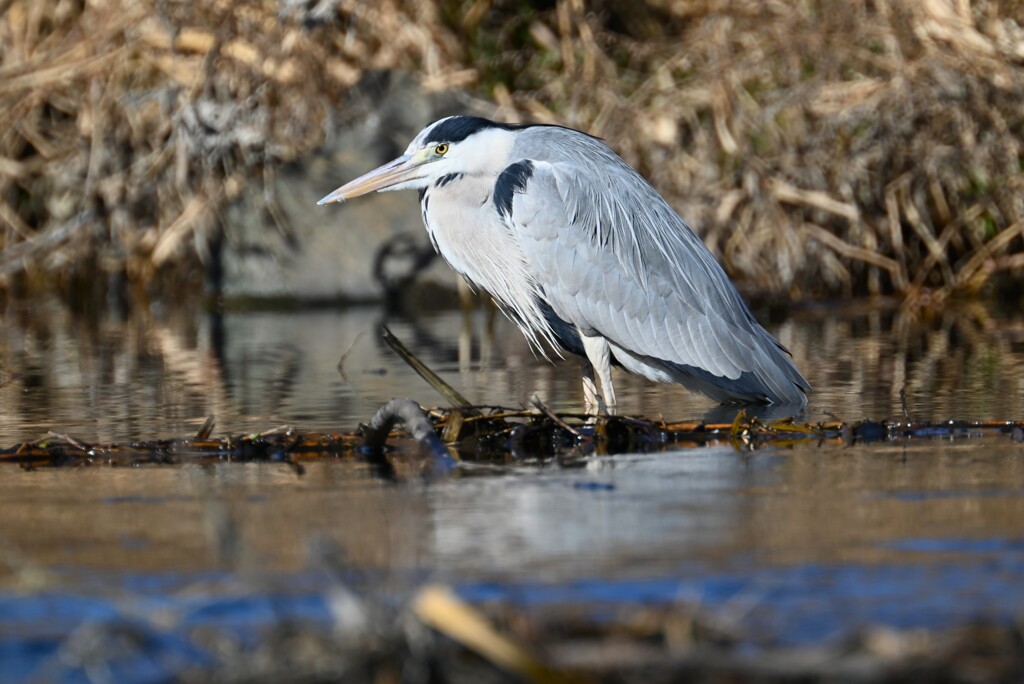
[317,152,427,205]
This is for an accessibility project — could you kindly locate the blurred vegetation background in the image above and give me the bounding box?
[1,0,1023,309]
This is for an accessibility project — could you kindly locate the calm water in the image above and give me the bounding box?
[1,295,1024,680]
[3,296,1022,442]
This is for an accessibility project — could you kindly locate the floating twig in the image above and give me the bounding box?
[194,415,216,440]
[46,431,93,454]
[530,394,581,438]
[899,386,913,422]
[413,584,574,684]
[252,424,295,438]
[336,329,367,383]
[381,325,478,413]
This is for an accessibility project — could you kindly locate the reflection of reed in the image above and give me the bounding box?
[426,436,1024,578]
[0,462,433,575]
[784,302,1024,420]
[0,298,228,443]
[146,320,235,433]
[456,301,1024,422]
[1,298,1022,447]
[737,441,1024,568]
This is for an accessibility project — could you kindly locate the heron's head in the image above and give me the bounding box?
[318,116,519,205]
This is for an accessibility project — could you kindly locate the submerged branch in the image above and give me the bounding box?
[362,398,458,474]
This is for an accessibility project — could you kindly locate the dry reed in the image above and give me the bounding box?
[1,0,1022,303]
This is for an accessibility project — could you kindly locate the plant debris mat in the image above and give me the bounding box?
[3,406,1022,470]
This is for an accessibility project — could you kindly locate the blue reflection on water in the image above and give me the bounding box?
[874,489,1024,501]
[0,594,212,684]
[456,549,1024,645]
[101,495,194,505]
[3,545,1024,682]
[0,583,334,683]
[884,537,1024,553]
[177,593,335,644]
[0,593,121,632]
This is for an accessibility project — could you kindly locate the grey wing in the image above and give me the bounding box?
[504,158,810,405]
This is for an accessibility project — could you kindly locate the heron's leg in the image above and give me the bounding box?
[581,359,600,414]
[580,335,617,414]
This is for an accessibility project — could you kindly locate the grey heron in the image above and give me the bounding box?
[319,116,810,411]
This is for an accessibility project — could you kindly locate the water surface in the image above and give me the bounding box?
[3,297,1023,442]
[1,296,1023,680]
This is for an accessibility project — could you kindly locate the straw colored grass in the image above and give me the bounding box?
[1,0,1022,303]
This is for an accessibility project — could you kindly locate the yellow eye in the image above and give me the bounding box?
[434,143,449,155]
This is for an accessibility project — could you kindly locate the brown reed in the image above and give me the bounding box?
[1,0,1022,304]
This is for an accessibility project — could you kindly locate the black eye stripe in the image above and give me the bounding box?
[422,116,597,146]
[425,116,498,144]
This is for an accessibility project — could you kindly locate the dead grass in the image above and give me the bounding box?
[0,0,458,294]
[483,0,1024,303]
[1,0,1023,303]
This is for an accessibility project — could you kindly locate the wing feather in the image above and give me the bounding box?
[503,132,809,405]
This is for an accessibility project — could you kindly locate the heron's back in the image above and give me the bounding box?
[507,126,810,405]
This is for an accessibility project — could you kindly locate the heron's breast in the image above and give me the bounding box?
[420,180,548,329]
[420,183,508,281]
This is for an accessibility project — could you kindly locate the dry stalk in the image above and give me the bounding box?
[1,0,1022,302]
